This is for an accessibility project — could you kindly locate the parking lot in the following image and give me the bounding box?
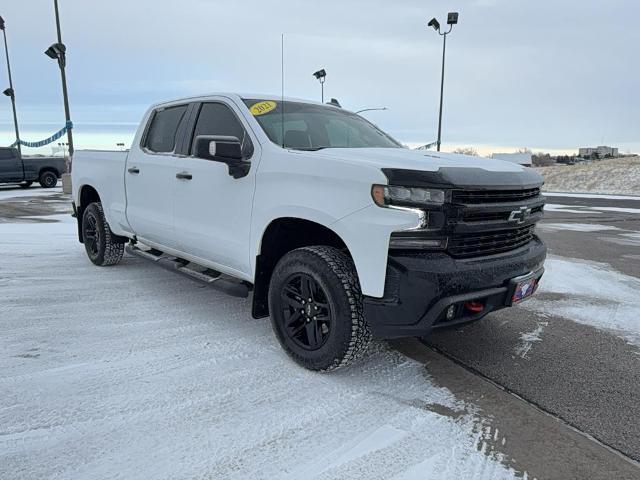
[1,186,639,479]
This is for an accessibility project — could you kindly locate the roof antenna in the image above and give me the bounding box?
[281,33,285,148]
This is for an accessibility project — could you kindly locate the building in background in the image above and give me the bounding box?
[578,146,618,158]
[491,152,532,167]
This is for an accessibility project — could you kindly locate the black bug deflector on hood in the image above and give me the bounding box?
[382,166,544,190]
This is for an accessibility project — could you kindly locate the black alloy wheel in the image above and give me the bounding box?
[39,171,57,188]
[83,209,101,259]
[81,202,125,266]
[281,273,332,350]
[268,246,371,371]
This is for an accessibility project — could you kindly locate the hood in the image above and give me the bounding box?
[309,147,526,173]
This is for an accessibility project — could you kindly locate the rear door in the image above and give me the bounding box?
[125,103,191,249]
[0,148,23,182]
[173,99,258,277]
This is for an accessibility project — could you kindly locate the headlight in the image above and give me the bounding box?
[371,184,445,207]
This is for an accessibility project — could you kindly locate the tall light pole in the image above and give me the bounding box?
[45,0,73,164]
[0,16,21,157]
[313,69,326,103]
[427,12,458,152]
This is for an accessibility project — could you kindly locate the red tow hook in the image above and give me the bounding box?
[464,301,484,313]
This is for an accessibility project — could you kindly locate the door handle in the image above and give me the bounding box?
[127,167,140,174]
[176,172,193,180]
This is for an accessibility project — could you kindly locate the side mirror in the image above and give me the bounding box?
[194,135,242,164]
[193,135,250,179]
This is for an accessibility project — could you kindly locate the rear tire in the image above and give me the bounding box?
[19,181,32,189]
[268,246,371,372]
[39,171,58,188]
[81,202,125,266]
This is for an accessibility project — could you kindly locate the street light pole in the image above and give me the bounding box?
[0,16,21,157]
[48,0,74,160]
[436,32,447,152]
[428,12,458,152]
[313,69,327,103]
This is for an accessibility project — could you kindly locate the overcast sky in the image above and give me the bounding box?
[0,0,638,155]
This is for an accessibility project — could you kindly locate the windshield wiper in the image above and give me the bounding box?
[287,146,329,151]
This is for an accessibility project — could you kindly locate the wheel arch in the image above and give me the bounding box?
[251,217,353,319]
[38,166,60,179]
[76,184,102,243]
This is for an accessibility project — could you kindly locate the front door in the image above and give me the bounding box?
[0,148,23,182]
[173,100,258,278]
[125,103,189,249]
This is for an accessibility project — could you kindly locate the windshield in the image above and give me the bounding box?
[243,99,402,150]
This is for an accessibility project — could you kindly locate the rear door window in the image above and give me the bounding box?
[144,105,188,153]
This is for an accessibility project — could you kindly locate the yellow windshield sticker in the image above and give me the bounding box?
[250,100,277,116]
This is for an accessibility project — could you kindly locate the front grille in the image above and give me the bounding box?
[452,188,540,204]
[462,205,544,223]
[448,225,535,258]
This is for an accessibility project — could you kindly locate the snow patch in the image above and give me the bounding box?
[543,204,600,214]
[544,192,640,201]
[536,157,640,196]
[0,186,63,200]
[515,321,548,359]
[538,223,621,233]
[589,206,640,215]
[523,256,640,348]
[0,218,522,480]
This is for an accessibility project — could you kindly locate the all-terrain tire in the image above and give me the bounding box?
[82,202,125,266]
[268,246,372,372]
[39,171,58,188]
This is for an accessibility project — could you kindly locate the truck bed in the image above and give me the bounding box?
[23,156,67,180]
[72,149,130,236]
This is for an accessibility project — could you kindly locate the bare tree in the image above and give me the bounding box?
[452,147,479,156]
[516,147,532,154]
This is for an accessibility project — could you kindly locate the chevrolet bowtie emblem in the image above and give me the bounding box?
[508,206,532,224]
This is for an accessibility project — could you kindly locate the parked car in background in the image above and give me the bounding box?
[0,147,66,188]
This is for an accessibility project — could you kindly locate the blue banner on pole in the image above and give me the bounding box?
[8,121,73,148]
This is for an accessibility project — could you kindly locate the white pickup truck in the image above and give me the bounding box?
[72,93,546,371]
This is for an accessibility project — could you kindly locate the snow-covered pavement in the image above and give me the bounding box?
[545,203,640,215]
[1,214,521,480]
[0,185,62,200]
[523,255,640,348]
[2,189,639,478]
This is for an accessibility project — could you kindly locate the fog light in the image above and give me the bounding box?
[446,305,455,321]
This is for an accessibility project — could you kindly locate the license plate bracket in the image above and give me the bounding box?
[508,269,543,305]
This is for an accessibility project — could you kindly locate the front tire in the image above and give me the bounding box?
[268,246,371,371]
[82,202,125,266]
[39,171,58,188]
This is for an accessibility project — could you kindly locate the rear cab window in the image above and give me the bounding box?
[143,105,188,153]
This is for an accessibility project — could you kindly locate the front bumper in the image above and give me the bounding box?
[363,236,547,338]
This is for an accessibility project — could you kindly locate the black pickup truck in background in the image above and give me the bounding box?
[0,147,66,188]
